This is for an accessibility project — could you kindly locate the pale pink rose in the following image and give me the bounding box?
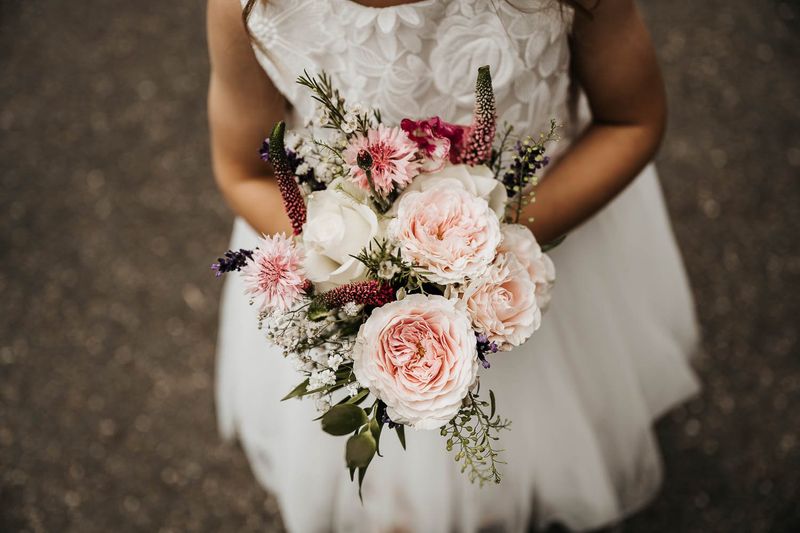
[393,163,508,218]
[342,124,420,196]
[241,233,307,313]
[497,224,556,309]
[353,294,478,429]
[389,185,502,285]
[462,253,541,351]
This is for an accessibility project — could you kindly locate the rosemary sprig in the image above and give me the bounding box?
[296,70,382,138]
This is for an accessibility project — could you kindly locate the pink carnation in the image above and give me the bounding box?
[343,125,420,196]
[241,233,307,313]
[353,294,478,429]
[462,252,541,351]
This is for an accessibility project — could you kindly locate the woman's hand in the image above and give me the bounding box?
[522,0,667,244]
[207,0,293,236]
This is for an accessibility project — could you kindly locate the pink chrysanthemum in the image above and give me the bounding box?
[242,233,307,313]
[343,125,420,196]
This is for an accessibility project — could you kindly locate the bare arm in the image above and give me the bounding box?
[521,0,667,243]
[207,0,293,235]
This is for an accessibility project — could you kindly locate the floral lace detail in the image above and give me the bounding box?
[243,0,575,137]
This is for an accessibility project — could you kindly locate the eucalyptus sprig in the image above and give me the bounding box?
[440,390,511,486]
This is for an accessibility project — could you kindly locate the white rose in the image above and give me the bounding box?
[301,186,380,291]
[393,163,508,219]
[497,224,556,310]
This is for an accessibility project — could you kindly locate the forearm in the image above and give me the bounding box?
[218,174,293,236]
[521,118,663,244]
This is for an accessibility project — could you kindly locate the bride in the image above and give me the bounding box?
[208,0,700,531]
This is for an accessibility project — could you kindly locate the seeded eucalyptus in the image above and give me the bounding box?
[440,390,511,486]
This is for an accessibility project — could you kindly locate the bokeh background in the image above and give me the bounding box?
[1,0,798,531]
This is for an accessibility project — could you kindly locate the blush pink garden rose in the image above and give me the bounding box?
[389,185,502,285]
[461,252,541,351]
[352,294,479,429]
[241,233,308,313]
[497,224,556,310]
[342,124,420,196]
[392,163,508,218]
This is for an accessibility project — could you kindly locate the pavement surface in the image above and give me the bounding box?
[1,1,798,532]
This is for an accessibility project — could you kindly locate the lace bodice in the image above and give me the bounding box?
[243,0,580,142]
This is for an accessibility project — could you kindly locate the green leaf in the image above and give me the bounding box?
[357,465,368,502]
[321,405,368,436]
[541,234,567,252]
[489,390,497,419]
[345,432,376,469]
[342,388,369,406]
[395,424,406,450]
[307,300,330,321]
[281,379,309,401]
[369,417,383,457]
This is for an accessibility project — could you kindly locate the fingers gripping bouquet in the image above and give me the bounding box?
[212,66,561,493]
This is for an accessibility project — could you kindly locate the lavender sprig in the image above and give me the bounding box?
[501,120,560,223]
[211,249,253,277]
[476,333,499,369]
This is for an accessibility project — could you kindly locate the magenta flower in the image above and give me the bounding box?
[242,233,307,313]
[400,116,468,169]
[343,125,420,196]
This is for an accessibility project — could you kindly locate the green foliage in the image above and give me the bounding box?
[395,424,406,450]
[321,404,369,436]
[510,119,561,224]
[281,379,310,401]
[296,70,381,138]
[490,122,515,179]
[541,234,567,252]
[346,430,377,469]
[352,239,432,294]
[440,391,511,486]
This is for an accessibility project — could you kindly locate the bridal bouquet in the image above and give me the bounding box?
[212,66,560,492]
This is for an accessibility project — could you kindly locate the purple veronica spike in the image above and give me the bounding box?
[457,66,496,166]
[269,122,307,236]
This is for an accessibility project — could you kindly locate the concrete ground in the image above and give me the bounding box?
[1,1,798,531]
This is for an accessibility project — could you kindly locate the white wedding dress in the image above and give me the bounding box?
[216,1,701,531]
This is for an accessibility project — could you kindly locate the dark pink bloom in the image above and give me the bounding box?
[320,280,395,309]
[400,117,469,170]
[269,122,307,235]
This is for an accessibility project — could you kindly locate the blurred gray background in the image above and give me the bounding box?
[1,1,798,531]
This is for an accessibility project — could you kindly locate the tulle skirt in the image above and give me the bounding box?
[215,164,700,533]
